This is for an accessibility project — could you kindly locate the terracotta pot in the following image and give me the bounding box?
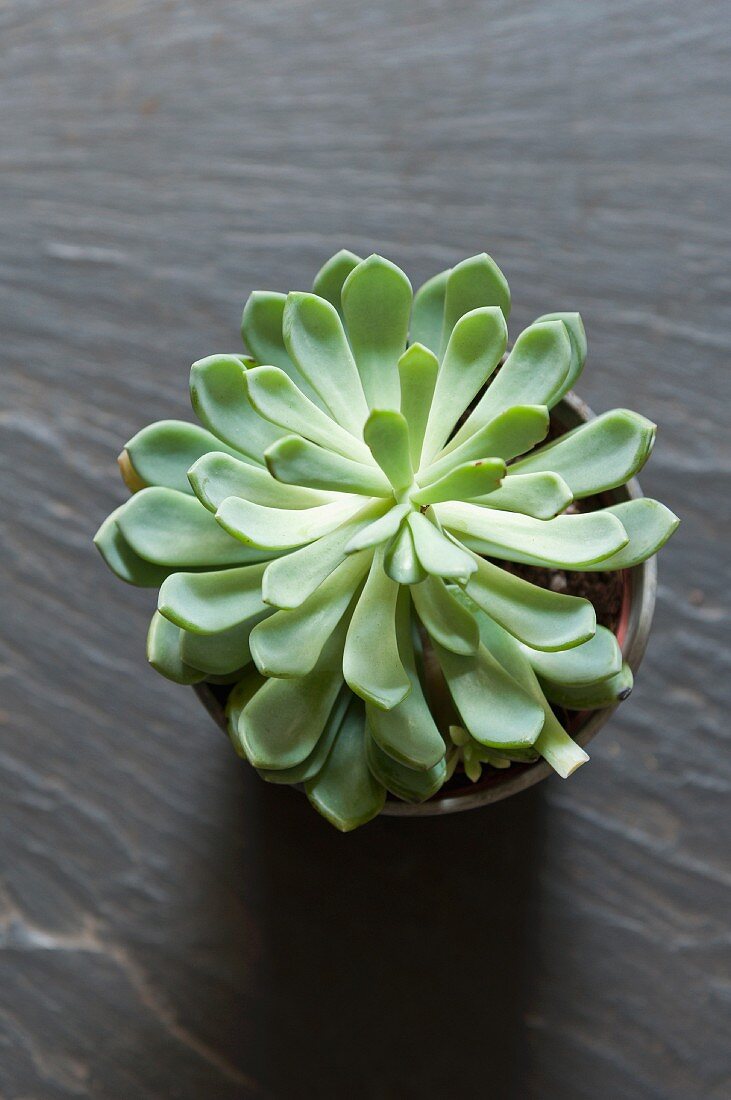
[194,391,657,816]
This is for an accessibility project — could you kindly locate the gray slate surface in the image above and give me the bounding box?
[2,1,730,1097]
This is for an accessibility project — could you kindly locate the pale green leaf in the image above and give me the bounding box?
[283,292,369,435]
[383,520,426,585]
[180,611,269,675]
[476,471,573,519]
[147,611,205,685]
[94,507,173,587]
[341,255,412,409]
[458,556,595,651]
[510,409,657,497]
[410,268,448,354]
[563,498,679,571]
[117,487,274,567]
[411,574,479,655]
[446,320,571,453]
[408,512,477,583]
[189,354,282,462]
[421,306,507,463]
[534,311,586,396]
[344,548,411,710]
[365,733,446,803]
[261,499,389,608]
[158,561,268,634]
[238,625,346,770]
[216,495,364,550]
[521,625,622,685]
[244,364,374,463]
[344,501,411,553]
[257,687,351,785]
[398,343,439,468]
[249,551,370,677]
[188,450,336,513]
[433,638,544,750]
[366,590,445,769]
[241,290,322,403]
[265,434,391,496]
[409,458,505,506]
[123,420,240,494]
[419,405,549,486]
[312,249,363,315]
[540,662,634,710]
[305,700,386,831]
[440,253,510,356]
[437,502,629,568]
[363,409,413,491]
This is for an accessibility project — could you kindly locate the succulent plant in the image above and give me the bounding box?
[95,249,678,830]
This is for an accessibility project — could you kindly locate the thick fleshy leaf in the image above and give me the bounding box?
[341,255,412,409]
[534,311,586,396]
[312,249,363,315]
[188,450,335,513]
[241,290,322,404]
[282,292,369,435]
[366,591,445,769]
[410,458,505,506]
[94,508,173,587]
[410,269,448,354]
[261,500,389,608]
[226,669,267,758]
[238,625,346,770]
[419,405,549,485]
[521,625,622,686]
[408,512,477,583]
[540,662,634,710]
[180,612,269,675]
[146,612,204,685]
[437,502,629,568]
[244,365,373,463]
[365,733,446,803]
[265,434,391,497]
[117,487,273,567]
[345,501,411,553]
[473,611,589,777]
[344,549,411,710]
[305,700,386,831]
[476,471,573,519]
[411,575,479,655]
[421,307,507,463]
[249,551,370,677]
[122,420,239,494]
[363,409,413,491]
[189,355,282,462]
[440,253,510,355]
[458,557,595,651]
[383,521,426,585]
[257,687,351,785]
[432,639,544,750]
[398,343,439,467]
[564,499,679,571]
[510,409,657,497]
[446,320,571,454]
[158,562,268,634]
[216,495,364,550]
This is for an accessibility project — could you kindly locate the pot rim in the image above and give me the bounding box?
[194,390,657,817]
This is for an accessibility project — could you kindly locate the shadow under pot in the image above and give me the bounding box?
[194,391,657,817]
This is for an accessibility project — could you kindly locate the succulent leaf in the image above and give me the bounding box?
[363,409,414,492]
[94,507,173,587]
[534,311,587,397]
[397,343,441,468]
[344,549,411,710]
[441,253,511,355]
[180,613,269,676]
[411,575,479,656]
[190,354,283,461]
[408,512,477,583]
[282,292,370,435]
[122,420,240,495]
[419,404,549,485]
[520,625,622,686]
[305,699,386,831]
[540,663,634,710]
[216,495,365,550]
[188,450,335,513]
[265,434,392,496]
[341,255,412,409]
[410,269,449,355]
[558,499,679,572]
[312,249,363,315]
[158,562,269,634]
[118,487,274,567]
[257,687,352,785]
[147,611,205,685]
[476,471,573,520]
[410,458,505,507]
[383,521,426,586]
[510,409,656,497]
[365,733,446,803]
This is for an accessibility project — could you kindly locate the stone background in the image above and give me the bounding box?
[2,1,730,1097]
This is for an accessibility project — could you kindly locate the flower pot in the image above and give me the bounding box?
[194,390,657,816]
